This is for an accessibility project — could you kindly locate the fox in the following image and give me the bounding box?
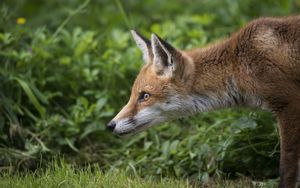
[107,15,300,188]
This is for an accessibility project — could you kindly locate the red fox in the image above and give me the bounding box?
[107,16,300,188]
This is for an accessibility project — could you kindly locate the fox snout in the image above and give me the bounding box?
[107,106,159,136]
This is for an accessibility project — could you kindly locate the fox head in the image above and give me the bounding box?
[106,30,199,136]
[107,30,237,136]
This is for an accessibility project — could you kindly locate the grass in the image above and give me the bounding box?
[0,162,278,188]
[0,163,192,188]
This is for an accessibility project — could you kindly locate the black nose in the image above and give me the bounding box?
[107,121,116,131]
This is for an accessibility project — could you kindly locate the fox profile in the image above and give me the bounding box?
[107,15,300,188]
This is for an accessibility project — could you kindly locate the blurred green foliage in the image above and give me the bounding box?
[0,0,299,182]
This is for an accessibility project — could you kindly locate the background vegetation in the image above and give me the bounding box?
[0,0,299,186]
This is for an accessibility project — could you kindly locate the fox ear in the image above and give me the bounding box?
[131,30,152,63]
[151,33,182,77]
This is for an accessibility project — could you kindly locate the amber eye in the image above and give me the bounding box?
[138,92,151,102]
[143,93,150,100]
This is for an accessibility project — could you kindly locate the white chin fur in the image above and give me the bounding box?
[113,106,167,135]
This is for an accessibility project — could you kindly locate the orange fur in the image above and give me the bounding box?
[109,16,300,187]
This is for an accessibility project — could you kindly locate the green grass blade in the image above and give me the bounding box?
[13,77,46,119]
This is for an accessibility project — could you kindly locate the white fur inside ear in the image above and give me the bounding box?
[151,34,161,60]
[131,30,150,63]
[151,34,172,57]
[151,34,169,64]
[151,34,173,76]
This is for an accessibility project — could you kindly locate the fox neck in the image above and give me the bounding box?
[184,39,265,113]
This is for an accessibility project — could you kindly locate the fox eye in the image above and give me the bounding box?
[138,92,151,102]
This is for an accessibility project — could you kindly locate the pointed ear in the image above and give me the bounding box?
[151,33,182,77]
[131,30,153,63]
